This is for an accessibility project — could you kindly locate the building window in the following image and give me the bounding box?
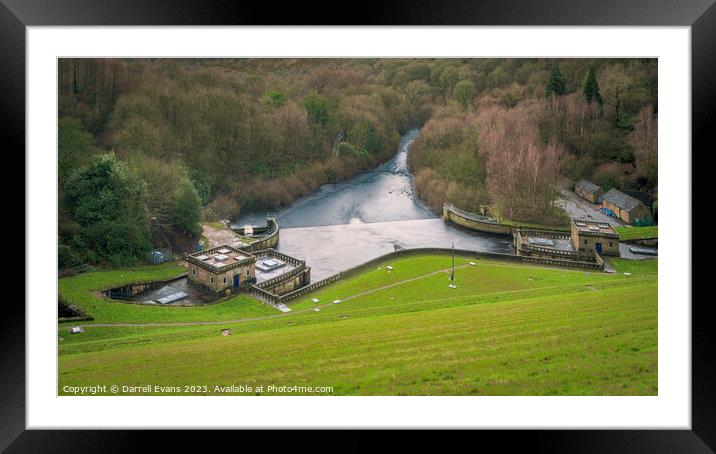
[609,242,613,247]
[210,277,214,284]
[191,268,196,276]
[246,269,250,276]
[584,240,588,245]
[223,277,227,284]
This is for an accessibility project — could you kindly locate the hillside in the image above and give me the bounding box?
[58,58,657,266]
[58,254,657,395]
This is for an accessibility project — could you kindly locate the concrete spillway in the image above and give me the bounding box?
[154,291,189,305]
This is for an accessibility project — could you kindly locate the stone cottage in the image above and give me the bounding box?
[570,219,620,256]
[574,179,604,203]
[185,246,257,293]
[601,188,653,225]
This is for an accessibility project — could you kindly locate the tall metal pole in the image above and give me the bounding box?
[450,242,455,281]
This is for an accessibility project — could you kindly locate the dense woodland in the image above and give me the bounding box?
[409,59,657,222]
[58,58,657,267]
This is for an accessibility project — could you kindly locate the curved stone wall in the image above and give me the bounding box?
[442,203,570,236]
[234,216,280,252]
[442,203,514,235]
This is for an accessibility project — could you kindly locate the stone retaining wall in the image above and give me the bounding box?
[254,248,304,267]
[277,273,344,301]
[249,286,280,305]
[58,301,93,322]
[255,266,311,296]
[442,203,514,235]
[442,203,570,236]
[251,248,310,296]
[235,217,280,252]
[514,230,597,262]
[101,274,188,300]
[623,238,658,247]
[520,255,603,270]
[516,229,571,240]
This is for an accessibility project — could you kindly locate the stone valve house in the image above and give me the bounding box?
[185,245,311,296]
[570,219,620,256]
[185,246,257,293]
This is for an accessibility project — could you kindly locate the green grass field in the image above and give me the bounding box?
[610,258,658,275]
[58,254,657,396]
[615,225,658,241]
[58,263,278,324]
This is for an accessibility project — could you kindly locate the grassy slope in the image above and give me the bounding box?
[291,256,633,310]
[610,258,658,275]
[58,255,657,395]
[615,226,658,241]
[58,263,278,324]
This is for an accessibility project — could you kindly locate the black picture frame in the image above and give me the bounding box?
[3,0,710,450]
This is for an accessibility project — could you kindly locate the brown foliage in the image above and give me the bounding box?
[480,101,565,221]
[58,59,137,135]
[410,99,565,222]
[59,58,657,224]
[591,162,634,191]
[409,113,487,213]
[630,105,658,186]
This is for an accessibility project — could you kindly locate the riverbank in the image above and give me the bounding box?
[234,129,429,228]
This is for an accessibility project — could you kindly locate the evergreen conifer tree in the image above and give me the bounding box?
[545,65,567,98]
[583,66,603,105]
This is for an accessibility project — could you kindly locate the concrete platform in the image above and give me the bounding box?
[155,291,189,305]
[255,261,298,283]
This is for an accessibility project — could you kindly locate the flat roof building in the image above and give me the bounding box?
[185,245,311,297]
[570,219,619,256]
[186,245,257,293]
[513,226,605,269]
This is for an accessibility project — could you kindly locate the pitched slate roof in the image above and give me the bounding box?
[601,188,643,213]
[575,179,602,194]
[622,190,652,208]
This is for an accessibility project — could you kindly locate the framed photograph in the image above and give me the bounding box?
[5,0,711,449]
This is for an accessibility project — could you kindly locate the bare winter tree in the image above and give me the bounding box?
[630,105,658,187]
[481,102,564,221]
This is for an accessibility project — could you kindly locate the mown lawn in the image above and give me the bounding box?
[58,255,657,396]
[58,263,278,324]
[615,225,658,241]
[289,255,632,311]
[610,258,658,275]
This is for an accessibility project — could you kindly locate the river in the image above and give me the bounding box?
[234,129,515,280]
